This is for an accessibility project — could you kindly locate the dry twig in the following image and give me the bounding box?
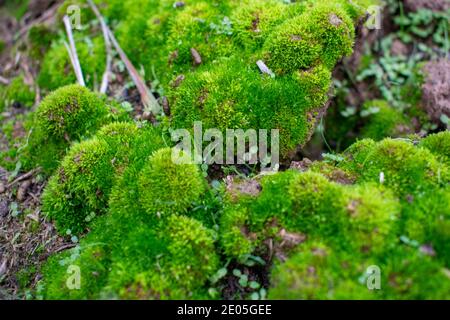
[87,0,112,94]
[63,15,85,87]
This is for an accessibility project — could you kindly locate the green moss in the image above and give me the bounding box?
[20,85,129,174]
[138,147,206,218]
[219,204,255,262]
[103,214,219,299]
[231,0,289,50]
[269,242,450,300]
[419,131,450,167]
[38,37,106,91]
[381,246,450,300]
[401,187,450,267]
[340,184,399,255]
[268,241,379,300]
[0,76,35,112]
[39,242,111,299]
[263,2,354,74]
[339,138,377,175]
[42,122,138,234]
[353,139,447,197]
[41,213,219,299]
[360,100,409,141]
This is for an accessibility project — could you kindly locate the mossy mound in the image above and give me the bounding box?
[269,242,450,300]
[138,147,207,217]
[79,0,375,157]
[419,130,450,167]
[340,138,448,197]
[40,213,219,300]
[19,85,129,174]
[42,122,138,234]
[220,170,400,261]
[218,134,449,299]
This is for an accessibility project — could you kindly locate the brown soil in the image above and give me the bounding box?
[421,59,450,123]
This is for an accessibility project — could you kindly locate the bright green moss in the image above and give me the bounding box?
[102,0,370,158]
[231,0,290,50]
[107,126,168,234]
[138,147,206,218]
[268,241,379,300]
[339,138,377,175]
[381,246,450,300]
[35,85,110,140]
[0,76,35,112]
[355,139,448,197]
[360,100,409,141]
[263,2,354,74]
[39,241,111,299]
[340,184,399,255]
[20,85,128,174]
[42,213,219,299]
[104,214,219,299]
[42,122,138,234]
[419,131,450,167]
[219,204,255,262]
[269,242,450,300]
[38,37,106,91]
[401,187,450,267]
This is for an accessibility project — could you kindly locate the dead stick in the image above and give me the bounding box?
[107,31,160,114]
[63,15,85,86]
[87,0,112,94]
[7,168,41,188]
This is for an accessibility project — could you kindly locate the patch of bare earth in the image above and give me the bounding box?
[0,167,70,299]
[421,59,450,124]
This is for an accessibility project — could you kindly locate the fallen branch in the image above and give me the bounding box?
[107,28,160,114]
[87,0,112,94]
[63,15,85,87]
[7,168,41,189]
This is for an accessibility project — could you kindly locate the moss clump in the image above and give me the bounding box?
[101,0,371,157]
[419,131,450,167]
[20,85,129,174]
[38,38,106,91]
[42,122,138,234]
[41,210,219,299]
[39,240,111,300]
[220,169,400,261]
[401,187,450,267]
[340,184,399,255]
[263,2,354,74]
[381,246,450,300]
[268,242,379,300]
[105,215,219,299]
[138,147,206,218]
[360,100,409,141]
[269,242,450,300]
[346,138,447,197]
[0,76,35,112]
